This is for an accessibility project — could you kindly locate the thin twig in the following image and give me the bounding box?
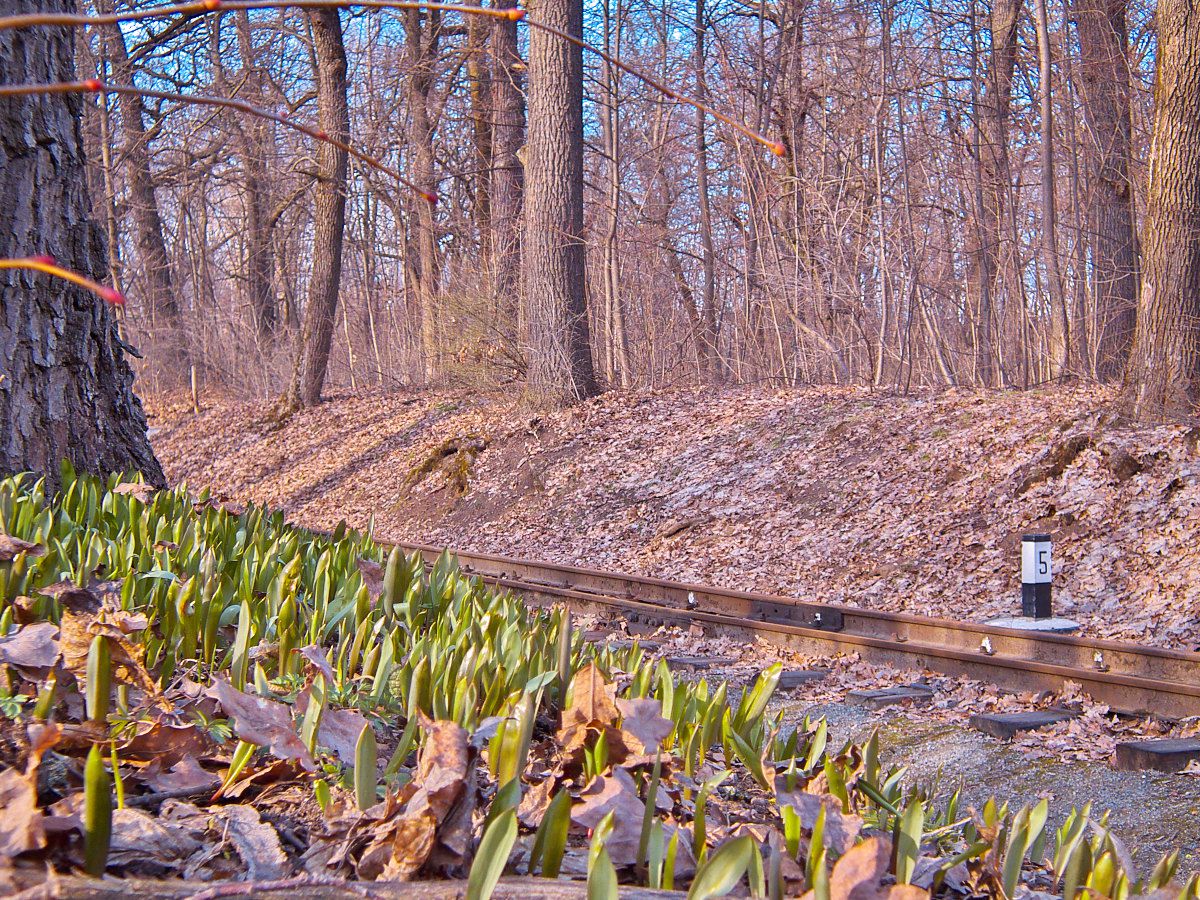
[0,81,437,204]
[0,0,785,157]
[0,256,124,305]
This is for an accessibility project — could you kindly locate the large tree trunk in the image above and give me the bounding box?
[692,0,721,383]
[1117,0,1200,420]
[970,0,1021,387]
[279,8,349,411]
[209,12,277,341]
[1033,0,1070,377]
[93,0,188,381]
[1072,0,1138,380]
[522,0,598,403]
[0,0,163,485]
[404,7,442,384]
[490,0,524,309]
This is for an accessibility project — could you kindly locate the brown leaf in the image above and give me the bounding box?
[777,788,863,855]
[561,662,620,729]
[218,759,305,801]
[139,755,221,794]
[295,690,369,767]
[112,481,157,503]
[407,717,471,824]
[571,768,646,867]
[56,584,164,707]
[119,720,212,764]
[616,697,674,753]
[299,645,336,682]
[378,812,437,881]
[108,808,203,871]
[807,837,930,900]
[212,678,316,770]
[428,760,477,876]
[517,776,556,828]
[0,767,44,861]
[0,534,45,562]
[216,804,291,880]
[356,558,385,600]
[0,622,60,670]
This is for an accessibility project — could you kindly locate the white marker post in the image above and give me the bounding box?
[1021,533,1052,619]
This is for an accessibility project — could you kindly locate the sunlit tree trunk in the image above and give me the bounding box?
[1118,0,1200,420]
[693,0,721,382]
[490,0,524,312]
[405,7,442,383]
[969,0,1021,387]
[1033,0,1070,377]
[522,0,598,403]
[1072,0,1138,380]
[279,8,349,410]
[94,0,188,379]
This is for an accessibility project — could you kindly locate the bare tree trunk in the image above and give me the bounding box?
[490,0,524,310]
[279,9,349,411]
[0,0,163,485]
[1033,0,1070,377]
[1072,0,1138,380]
[971,0,1021,387]
[210,12,276,340]
[405,7,442,383]
[466,0,492,238]
[93,0,188,381]
[600,0,630,388]
[522,0,598,403]
[693,0,721,383]
[1118,0,1200,420]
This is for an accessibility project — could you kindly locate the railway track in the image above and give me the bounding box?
[390,541,1200,720]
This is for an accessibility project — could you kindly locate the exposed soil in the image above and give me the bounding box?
[147,384,1200,648]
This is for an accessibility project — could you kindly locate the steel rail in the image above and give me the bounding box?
[387,540,1200,719]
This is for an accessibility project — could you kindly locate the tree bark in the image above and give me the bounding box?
[693,0,721,383]
[1117,0,1200,420]
[489,0,524,309]
[405,7,442,384]
[521,0,598,403]
[600,0,630,388]
[209,12,277,341]
[1033,0,1070,377]
[279,8,349,411]
[93,0,188,381]
[1072,0,1138,380]
[970,0,1021,387]
[0,0,163,486]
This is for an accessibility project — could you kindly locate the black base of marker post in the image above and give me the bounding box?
[1021,533,1053,619]
[986,532,1078,633]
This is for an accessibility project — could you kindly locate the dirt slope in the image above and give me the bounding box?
[147,385,1200,647]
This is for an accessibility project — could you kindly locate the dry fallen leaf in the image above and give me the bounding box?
[54,582,164,706]
[407,717,471,824]
[616,697,674,753]
[139,755,221,794]
[0,622,59,670]
[777,786,863,855]
[571,768,646,867]
[378,812,437,881]
[216,804,291,880]
[112,481,157,503]
[803,837,931,900]
[0,768,44,862]
[108,808,203,872]
[211,678,316,770]
[0,534,45,562]
[561,662,620,729]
